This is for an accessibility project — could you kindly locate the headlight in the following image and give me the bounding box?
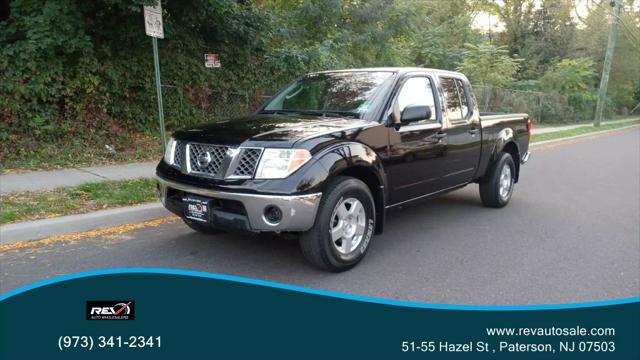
[255,148,312,179]
[164,137,177,165]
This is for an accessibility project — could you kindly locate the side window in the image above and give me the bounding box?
[455,79,469,118]
[396,77,437,121]
[440,77,462,121]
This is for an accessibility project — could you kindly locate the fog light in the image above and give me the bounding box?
[263,205,283,225]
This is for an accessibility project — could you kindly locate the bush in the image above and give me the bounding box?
[458,43,521,88]
[540,58,596,120]
[0,0,282,157]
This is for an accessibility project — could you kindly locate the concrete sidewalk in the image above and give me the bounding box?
[0,162,157,194]
[532,118,638,135]
[1,117,637,194]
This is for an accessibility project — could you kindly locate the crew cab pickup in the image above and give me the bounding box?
[156,67,531,271]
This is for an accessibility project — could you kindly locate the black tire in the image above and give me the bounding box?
[182,218,225,234]
[479,152,516,208]
[299,176,376,272]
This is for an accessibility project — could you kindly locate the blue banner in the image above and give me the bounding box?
[1,269,638,359]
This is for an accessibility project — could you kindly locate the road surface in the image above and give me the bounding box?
[1,128,639,305]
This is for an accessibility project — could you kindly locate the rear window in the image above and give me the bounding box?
[455,79,469,119]
[440,77,470,122]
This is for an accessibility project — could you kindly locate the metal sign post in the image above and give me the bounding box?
[152,37,166,151]
[144,2,166,151]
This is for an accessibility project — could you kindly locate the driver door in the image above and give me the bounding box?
[385,75,448,206]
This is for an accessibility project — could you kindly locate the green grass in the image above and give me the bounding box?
[0,134,162,175]
[531,120,640,143]
[533,116,639,128]
[0,178,157,225]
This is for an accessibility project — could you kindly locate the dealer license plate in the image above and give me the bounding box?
[184,196,210,222]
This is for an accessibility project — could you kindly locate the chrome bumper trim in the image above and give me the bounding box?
[521,151,531,164]
[156,176,322,232]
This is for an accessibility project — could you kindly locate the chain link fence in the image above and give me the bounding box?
[473,85,593,124]
[164,83,591,126]
[161,84,274,129]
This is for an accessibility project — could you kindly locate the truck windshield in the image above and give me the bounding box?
[261,71,395,119]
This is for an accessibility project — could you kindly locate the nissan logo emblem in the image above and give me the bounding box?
[197,152,212,167]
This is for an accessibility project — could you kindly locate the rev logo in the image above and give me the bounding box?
[86,301,135,320]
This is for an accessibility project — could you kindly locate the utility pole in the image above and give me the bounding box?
[594,0,621,127]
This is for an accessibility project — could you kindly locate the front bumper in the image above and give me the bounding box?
[157,176,322,232]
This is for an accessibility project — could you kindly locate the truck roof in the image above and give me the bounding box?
[311,67,464,77]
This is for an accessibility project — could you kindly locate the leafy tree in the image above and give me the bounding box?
[1,0,638,166]
[478,0,535,58]
[521,0,577,79]
[574,1,640,113]
[0,0,272,144]
[458,43,520,87]
[541,58,596,117]
[403,0,479,70]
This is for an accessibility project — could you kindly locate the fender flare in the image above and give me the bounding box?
[490,128,521,181]
[314,142,388,234]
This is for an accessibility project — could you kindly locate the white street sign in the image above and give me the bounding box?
[204,53,221,68]
[144,2,164,39]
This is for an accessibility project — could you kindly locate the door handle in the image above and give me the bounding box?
[434,131,447,139]
[430,131,446,144]
[468,127,479,135]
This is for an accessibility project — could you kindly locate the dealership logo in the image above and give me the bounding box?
[86,301,135,320]
[188,203,207,212]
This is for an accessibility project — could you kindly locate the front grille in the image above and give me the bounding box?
[232,148,262,177]
[173,141,182,168]
[188,143,229,177]
[171,141,263,179]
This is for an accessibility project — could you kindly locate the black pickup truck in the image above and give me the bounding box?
[156,67,531,271]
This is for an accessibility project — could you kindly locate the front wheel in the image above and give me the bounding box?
[299,176,376,272]
[479,152,516,208]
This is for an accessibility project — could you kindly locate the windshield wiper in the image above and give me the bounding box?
[259,109,360,118]
[258,110,301,116]
[298,110,359,118]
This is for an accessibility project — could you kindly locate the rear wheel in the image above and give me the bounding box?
[183,218,225,234]
[300,176,375,272]
[479,152,516,208]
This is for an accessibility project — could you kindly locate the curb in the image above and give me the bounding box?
[0,202,170,246]
[530,124,639,147]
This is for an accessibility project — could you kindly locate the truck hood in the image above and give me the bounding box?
[172,114,373,147]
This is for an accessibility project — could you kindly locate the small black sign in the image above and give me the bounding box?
[184,196,210,223]
[86,300,135,320]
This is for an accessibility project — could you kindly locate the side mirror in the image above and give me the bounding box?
[401,105,431,124]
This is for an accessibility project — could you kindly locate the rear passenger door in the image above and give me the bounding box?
[438,77,482,186]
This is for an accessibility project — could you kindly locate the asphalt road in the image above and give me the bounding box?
[1,128,639,305]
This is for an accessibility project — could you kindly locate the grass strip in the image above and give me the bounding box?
[0,133,161,175]
[531,120,640,143]
[0,178,157,225]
